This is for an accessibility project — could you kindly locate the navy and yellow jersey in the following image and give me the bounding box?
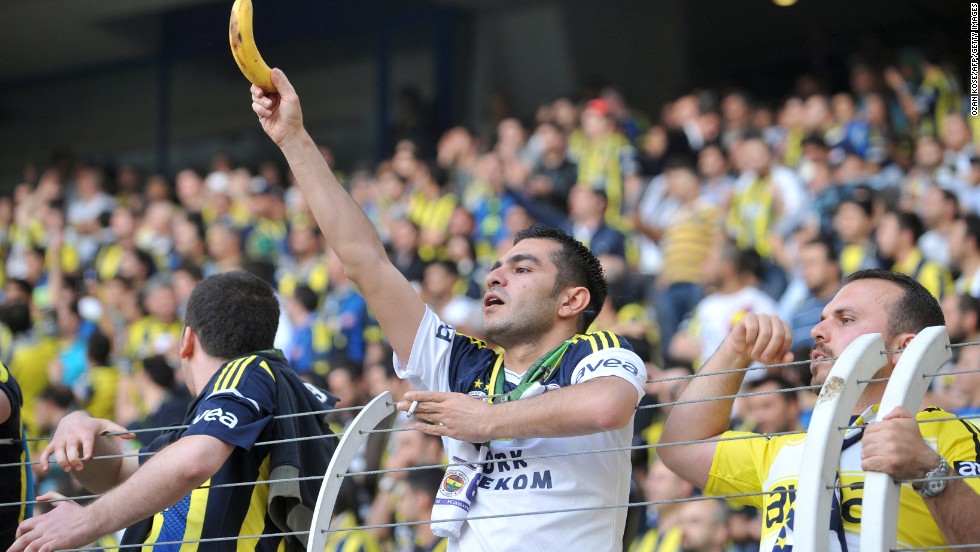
[123,316,183,373]
[277,257,329,301]
[83,365,121,421]
[707,406,980,551]
[916,67,961,138]
[324,512,383,552]
[0,363,33,550]
[93,243,127,282]
[123,353,282,550]
[838,243,884,277]
[892,248,953,301]
[320,286,382,365]
[727,176,777,258]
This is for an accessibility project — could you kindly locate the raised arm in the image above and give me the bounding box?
[659,314,793,488]
[251,69,425,362]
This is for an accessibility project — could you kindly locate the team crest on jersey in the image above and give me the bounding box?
[442,470,468,496]
[468,390,489,400]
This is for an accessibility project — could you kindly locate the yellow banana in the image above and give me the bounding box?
[229,0,276,92]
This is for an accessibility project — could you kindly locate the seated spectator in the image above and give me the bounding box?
[875,209,953,300]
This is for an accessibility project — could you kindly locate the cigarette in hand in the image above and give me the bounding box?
[408,400,419,417]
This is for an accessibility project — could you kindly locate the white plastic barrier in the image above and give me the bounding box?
[307,391,396,552]
[861,326,950,551]
[793,333,886,551]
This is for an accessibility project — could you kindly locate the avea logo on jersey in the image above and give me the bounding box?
[192,407,239,429]
[955,461,980,477]
[572,357,640,384]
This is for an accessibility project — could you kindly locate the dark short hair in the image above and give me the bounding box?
[87,331,112,366]
[746,375,798,404]
[184,270,280,359]
[960,213,980,247]
[0,303,32,335]
[954,294,980,333]
[143,355,176,390]
[514,225,607,332]
[843,269,944,336]
[803,234,838,263]
[174,261,204,282]
[293,284,319,313]
[403,466,447,499]
[889,210,925,242]
[39,385,75,410]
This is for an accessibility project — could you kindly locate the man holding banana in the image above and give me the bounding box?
[252,69,646,550]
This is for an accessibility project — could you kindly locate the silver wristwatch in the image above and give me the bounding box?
[912,456,949,498]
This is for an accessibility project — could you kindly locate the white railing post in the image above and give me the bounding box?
[307,391,396,552]
[861,326,950,552]
[793,333,886,551]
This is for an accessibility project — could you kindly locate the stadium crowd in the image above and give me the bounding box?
[1,44,978,551]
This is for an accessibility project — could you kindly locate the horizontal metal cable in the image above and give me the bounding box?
[947,339,980,349]
[0,428,350,470]
[636,382,821,411]
[893,544,980,551]
[643,355,835,385]
[831,472,979,490]
[321,487,794,534]
[341,428,811,481]
[840,413,980,431]
[0,473,332,510]
[54,530,309,551]
[13,405,367,444]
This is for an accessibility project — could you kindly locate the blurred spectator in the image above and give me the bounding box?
[387,219,427,285]
[393,468,448,552]
[885,48,962,139]
[408,162,457,262]
[781,236,841,358]
[206,223,245,274]
[949,213,980,298]
[119,354,192,448]
[122,279,181,374]
[743,376,802,435]
[726,137,805,296]
[570,98,641,227]
[631,458,693,551]
[66,166,115,263]
[670,242,777,371]
[527,121,577,214]
[322,249,383,366]
[284,284,321,375]
[934,294,980,420]
[277,222,328,300]
[677,499,730,552]
[637,164,721,354]
[830,188,884,276]
[697,144,735,210]
[875,210,953,300]
[368,429,444,545]
[420,260,481,336]
[917,185,958,266]
[76,330,119,421]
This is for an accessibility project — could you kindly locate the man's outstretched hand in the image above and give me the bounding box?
[9,493,101,552]
[251,68,305,148]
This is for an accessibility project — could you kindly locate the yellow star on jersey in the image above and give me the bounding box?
[473,379,484,390]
